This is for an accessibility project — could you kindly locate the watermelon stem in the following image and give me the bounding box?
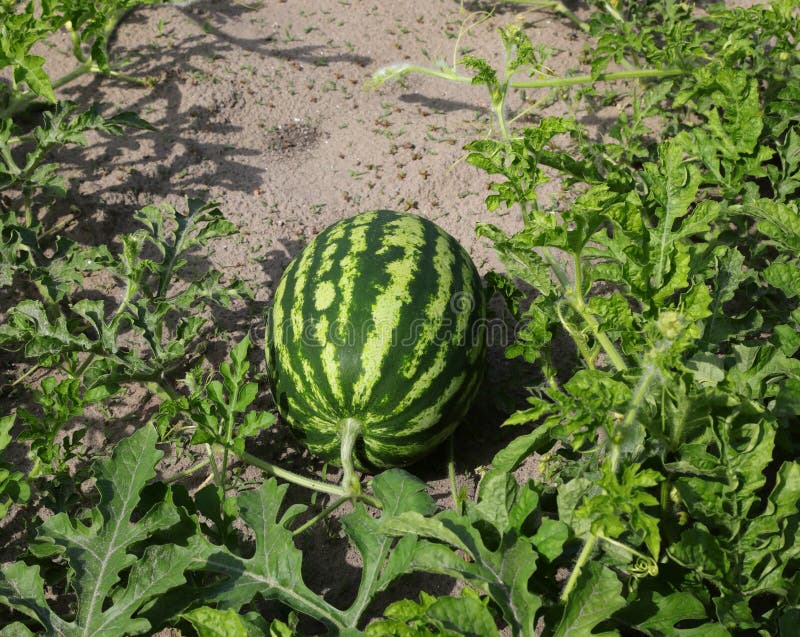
[292,495,351,536]
[448,436,466,515]
[224,441,382,509]
[560,532,599,604]
[338,418,364,499]
[231,447,348,498]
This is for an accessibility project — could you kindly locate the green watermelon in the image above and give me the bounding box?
[266,210,486,471]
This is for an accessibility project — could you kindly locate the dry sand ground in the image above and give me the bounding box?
[2,0,694,632]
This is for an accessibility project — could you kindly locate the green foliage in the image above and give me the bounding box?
[0,1,164,222]
[16,375,117,476]
[0,414,30,518]
[166,470,435,634]
[0,0,166,115]
[161,334,275,450]
[0,428,438,636]
[2,1,800,636]
[366,590,497,637]
[364,1,800,634]
[378,473,546,636]
[0,198,248,385]
[155,334,275,545]
[0,101,154,204]
[0,425,199,636]
[182,606,269,637]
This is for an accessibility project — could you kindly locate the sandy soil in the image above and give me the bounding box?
[4,0,609,632]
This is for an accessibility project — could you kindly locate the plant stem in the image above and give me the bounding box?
[65,21,87,63]
[550,254,626,373]
[569,297,628,372]
[448,435,464,515]
[205,442,223,492]
[371,65,683,98]
[162,457,211,485]
[537,242,628,372]
[0,63,89,120]
[600,0,625,24]
[555,301,596,370]
[511,68,684,90]
[231,446,370,501]
[292,496,351,536]
[10,363,41,387]
[542,351,559,392]
[73,353,97,379]
[609,362,659,473]
[339,417,363,498]
[505,0,590,32]
[1,7,147,120]
[561,532,598,603]
[538,246,572,291]
[156,374,182,401]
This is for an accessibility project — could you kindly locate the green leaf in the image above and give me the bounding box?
[553,563,626,637]
[234,382,259,413]
[0,425,199,636]
[339,471,435,625]
[686,352,726,387]
[491,423,558,472]
[461,55,498,88]
[739,462,800,594]
[371,468,436,517]
[83,383,121,403]
[367,592,468,637]
[507,481,540,535]
[0,561,68,634]
[382,501,543,634]
[189,479,342,629]
[0,622,37,637]
[0,414,13,452]
[703,246,749,344]
[182,607,249,637]
[743,199,800,252]
[586,292,635,336]
[101,111,156,133]
[229,334,251,382]
[557,478,594,536]
[531,518,570,562]
[381,512,471,554]
[425,595,499,637]
[0,299,91,357]
[472,470,518,534]
[476,223,557,295]
[237,410,276,441]
[668,526,730,583]
[620,589,732,636]
[188,470,434,633]
[648,142,702,292]
[763,261,800,297]
[13,54,55,102]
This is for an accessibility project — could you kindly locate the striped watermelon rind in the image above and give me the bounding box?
[266,210,486,471]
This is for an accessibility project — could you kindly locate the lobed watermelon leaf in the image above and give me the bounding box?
[378,474,545,637]
[366,590,498,637]
[174,469,436,634]
[0,425,199,637]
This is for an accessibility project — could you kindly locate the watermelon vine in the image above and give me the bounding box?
[1,1,799,635]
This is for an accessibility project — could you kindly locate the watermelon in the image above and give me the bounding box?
[266,210,486,471]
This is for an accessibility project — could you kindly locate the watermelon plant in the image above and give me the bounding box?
[0,0,253,500]
[2,1,800,635]
[265,210,487,477]
[364,1,800,634]
[0,0,171,220]
[0,0,166,121]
